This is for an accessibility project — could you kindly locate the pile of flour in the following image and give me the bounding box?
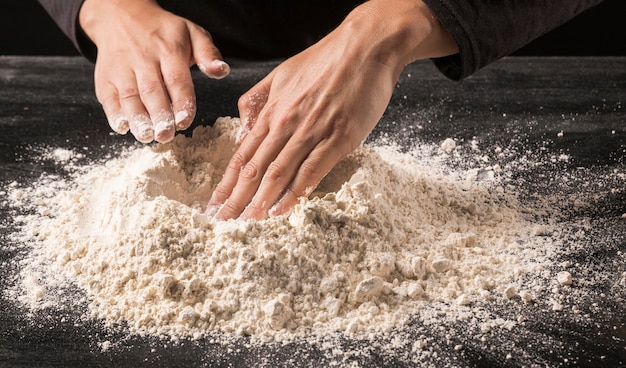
[8,117,549,341]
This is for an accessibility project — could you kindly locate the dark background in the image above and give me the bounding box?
[1,0,625,57]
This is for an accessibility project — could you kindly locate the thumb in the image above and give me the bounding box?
[236,74,272,143]
[188,23,230,79]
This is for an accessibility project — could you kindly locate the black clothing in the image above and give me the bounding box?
[422,0,605,79]
[37,0,605,80]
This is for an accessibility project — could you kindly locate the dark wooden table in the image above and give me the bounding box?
[1,56,625,367]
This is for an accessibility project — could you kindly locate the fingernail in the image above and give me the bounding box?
[109,114,129,134]
[212,60,230,78]
[154,119,176,143]
[268,199,285,217]
[198,60,230,79]
[175,110,189,129]
[175,98,196,130]
[130,115,154,143]
[212,200,230,221]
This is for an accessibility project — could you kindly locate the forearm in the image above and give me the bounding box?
[422,0,607,80]
[340,0,459,76]
[78,0,159,47]
[38,0,91,58]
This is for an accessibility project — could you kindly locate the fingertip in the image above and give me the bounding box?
[213,201,231,221]
[268,200,292,218]
[206,188,227,219]
[150,109,176,143]
[174,100,196,130]
[204,203,220,217]
[154,119,176,143]
[268,190,298,218]
[108,113,130,134]
[129,115,155,144]
[175,110,191,130]
[198,59,230,80]
[188,23,227,78]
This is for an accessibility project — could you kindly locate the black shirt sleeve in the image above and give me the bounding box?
[37,0,606,80]
[37,0,97,61]
[422,0,606,80]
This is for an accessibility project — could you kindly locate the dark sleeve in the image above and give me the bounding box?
[422,0,606,80]
[37,0,97,61]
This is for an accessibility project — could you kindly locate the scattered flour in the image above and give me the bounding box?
[49,148,75,162]
[556,271,573,286]
[440,138,456,153]
[8,117,552,342]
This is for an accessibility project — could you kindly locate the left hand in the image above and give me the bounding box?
[79,0,229,144]
[207,0,458,220]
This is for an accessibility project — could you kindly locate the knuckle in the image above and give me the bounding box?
[237,91,266,112]
[327,118,360,152]
[210,184,231,203]
[237,94,251,112]
[219,199,243,217]
[245,199,266,213]
[157,41,176,55]
[246,121,270,141]
[333,117,355,137]
[264,161,285,182]
[299,160,323,181]
[163,70,191,87]
[138,79,164,96]
[239,161,259,181]
[117,86,140,101]
[153,35,186,55]
[297,112,320,131]
[227,152,247,172]
[97,91,118,109]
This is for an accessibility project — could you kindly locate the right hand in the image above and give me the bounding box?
[79,0,230,143]
[206,0,459,220]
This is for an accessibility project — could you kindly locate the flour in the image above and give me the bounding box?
[8,117,551,342]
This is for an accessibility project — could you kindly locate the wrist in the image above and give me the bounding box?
[79,0,159,45]
[343,0,458,71]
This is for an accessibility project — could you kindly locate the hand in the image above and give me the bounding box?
[207,0,458,220]
[79,0,230,143]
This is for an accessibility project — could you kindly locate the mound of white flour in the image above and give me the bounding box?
[9,117,548,341]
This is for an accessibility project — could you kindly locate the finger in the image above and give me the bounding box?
[199,59,230,80]
[188,23,230,80]
[205,122,269,216]
[115,69,155,144]
[134,66,176,143]
[96,80,129,135]
[237,77,271,143]
[205,77,273,217]
[214,126,294,220]
[268,141,340,217]
[161,58,196,131]
[209,122,279,219]
[129,113,155,144]
[240,131,319,220]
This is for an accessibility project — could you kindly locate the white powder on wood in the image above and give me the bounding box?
[9,117,550,341]
[556,271,573,286]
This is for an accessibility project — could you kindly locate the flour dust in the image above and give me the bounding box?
[5,116,572,355]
